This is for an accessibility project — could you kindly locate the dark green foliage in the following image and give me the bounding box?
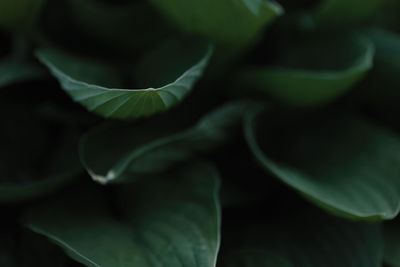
[1,0,400,266]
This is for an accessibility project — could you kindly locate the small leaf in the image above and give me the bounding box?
[237,34,374,106]
[36,39,212,119]
[147,0,283,50]
[245,108,400,220]
[80,101,255,184]
[23,162,221,267]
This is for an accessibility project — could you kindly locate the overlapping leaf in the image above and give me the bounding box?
[23,162,221,267]
[37,39,212,119]
[237,34,374,106]
[148,0,283,50]
[245,108,400,220]
[383,223,400,266]
[80,101,255,184]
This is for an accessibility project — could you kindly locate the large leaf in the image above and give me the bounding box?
[80,101,255,184]
[245,108,400,220]
[147,0,283,50]
[0,0,46,31]
[309,0,383,28]
[237,34,374,106]
[36,39,212,119]
[0,101,81,203]
[23,162,221,267]
[222,208,382,267]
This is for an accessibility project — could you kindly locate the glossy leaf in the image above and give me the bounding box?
[148,0,283,49]
[36,39,212,119]
[0,0,46,31]
[80,101,255,184]
[245,108,400,220]
[24,162,221,267]
[226,210,382,267]
[237,34,374,106]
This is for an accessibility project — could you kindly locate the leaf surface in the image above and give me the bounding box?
[37,39,212,119]
[237,34,373,106]
[24,163,221,267]
[245,108,400,220]
[148,0,283,49]
[80,101,255,184]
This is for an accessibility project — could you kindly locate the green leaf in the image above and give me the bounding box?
[383,223,400,267]
[80,101,254,184]
[36,39,212,119]
[245,108,400,220]
[237,34,374,106]
[0,0,46,31]
[310,0,383,28]
[0,101,81,203]
[23,162,221,267]
[226,209,382,267]
[147,0,283,49]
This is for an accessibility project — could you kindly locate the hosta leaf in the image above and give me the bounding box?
[0,0,46,31]
[36,39,212,119]
[0,102,81,203]
[148,0,283,49]
[383,223,400,266]
[310,0,383,27]
[23,162,221,267]
[80,101,254,184]
[237,34,374,106]
[245,108,400,220]
[225,209,382,267]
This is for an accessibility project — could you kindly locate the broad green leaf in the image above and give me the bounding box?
[24,162,221,267]
[147,0,283,49]
[221,250,293,267]
[80,101,255,184]
[237,34,374,106]
[383,223,400,267]
[310,0,383,28]
[36,39,212,119]
[0,0,46,31]
[0,101,81,203]
[226,209,382,267]
[245,108,400,220]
